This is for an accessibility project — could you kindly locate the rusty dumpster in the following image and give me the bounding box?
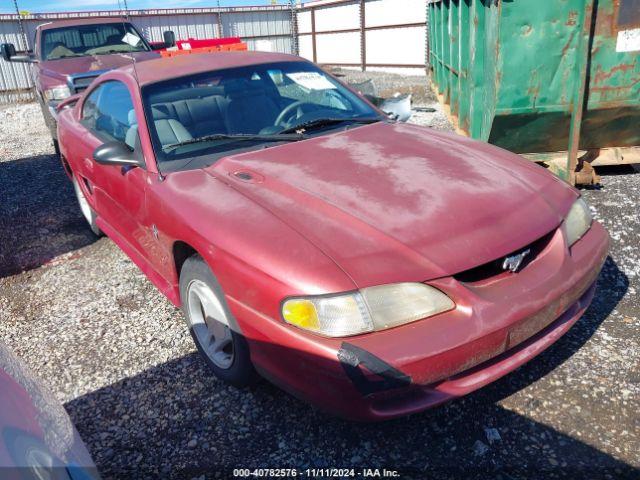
[428,0,640,185]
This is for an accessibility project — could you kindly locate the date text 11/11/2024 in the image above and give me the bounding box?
[232,468,401,477]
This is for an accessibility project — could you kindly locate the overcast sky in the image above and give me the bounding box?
[1,0,296,14]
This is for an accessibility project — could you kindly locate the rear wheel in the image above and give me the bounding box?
[180,255,257,387]
[72,175,101,236]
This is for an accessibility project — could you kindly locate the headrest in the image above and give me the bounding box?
[148,86,225,104]
[105,34,123,45]
[150,105,171,120]
[224,80,264,98]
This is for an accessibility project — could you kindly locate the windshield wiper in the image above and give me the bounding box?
[280,117,381,134]
[50,53,84,59]
[164,132,307,151]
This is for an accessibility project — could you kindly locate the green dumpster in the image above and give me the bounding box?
[427,0,640,185]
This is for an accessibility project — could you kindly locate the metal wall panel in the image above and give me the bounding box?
[365,0,426,27]
[0,7,293,103]
[0,20,36,102]
[298,0,427,72]
[316,32,361,64]
[1,1,428,104]
[315,2,360,31]
[135,13,220,43]
[366,26,426,65]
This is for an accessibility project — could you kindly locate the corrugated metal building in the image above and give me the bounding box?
[0,1,429,103]
[0,5,295,103]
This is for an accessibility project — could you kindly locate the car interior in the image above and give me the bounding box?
[42,24,146,60]
[141,80,297,150]
[137,66,362,156]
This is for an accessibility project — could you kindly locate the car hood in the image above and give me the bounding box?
[39,51,159,83]
[206,122,577,287]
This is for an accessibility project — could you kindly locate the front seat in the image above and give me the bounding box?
[104,34,125,46]
[151,108,193,147]
[46,41,75,59]
[224,80,281,134]
[125,108,192,150]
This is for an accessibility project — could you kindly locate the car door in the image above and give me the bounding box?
[74,80,149,256]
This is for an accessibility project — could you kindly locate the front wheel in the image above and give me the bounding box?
[72,175,101,236]
[179,255,257,387]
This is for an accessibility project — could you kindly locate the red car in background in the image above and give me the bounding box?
[0,342,99,479]
[0,17,169,153]
[56,52,609,421]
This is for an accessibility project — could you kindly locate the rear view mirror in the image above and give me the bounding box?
[93,141,143,169]
[1,43,16,62]
[163,30,176,48]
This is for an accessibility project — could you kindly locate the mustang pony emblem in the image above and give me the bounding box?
[502,249,531,273]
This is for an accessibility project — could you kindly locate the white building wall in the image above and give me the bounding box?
[314,2,360,32]
[297,0,427,75]
[1,1,429,102]
[365,0,426,27]
[316,32,361,64]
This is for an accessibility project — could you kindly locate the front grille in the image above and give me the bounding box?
[67,69,109,94]
[70,76,98,93]
[454,229,556,284]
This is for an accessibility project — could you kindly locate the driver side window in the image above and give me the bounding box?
[81,81,138,149]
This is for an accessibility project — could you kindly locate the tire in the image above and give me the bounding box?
[179,255,257,387]
[72,175,102,237]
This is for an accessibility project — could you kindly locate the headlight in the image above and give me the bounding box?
[564,197,593,247]
[44,85,71,102]
[282,283,455,337]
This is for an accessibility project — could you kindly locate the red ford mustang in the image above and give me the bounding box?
[57,52,609,421]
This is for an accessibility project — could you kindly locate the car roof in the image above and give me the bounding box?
[120,51,304,86]
[38,17,131,31]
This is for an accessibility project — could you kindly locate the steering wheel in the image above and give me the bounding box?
[274,101,319,128]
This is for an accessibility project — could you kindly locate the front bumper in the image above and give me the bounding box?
[36,95,60,139]
[229,221,609,421]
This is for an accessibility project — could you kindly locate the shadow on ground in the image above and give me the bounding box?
[0,154,97,277]
[65,259,636,479]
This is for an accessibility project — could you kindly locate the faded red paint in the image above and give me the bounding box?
[57,53,609,421]
[32,18,159,92]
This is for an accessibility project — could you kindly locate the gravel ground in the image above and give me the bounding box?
[0,73,638,480]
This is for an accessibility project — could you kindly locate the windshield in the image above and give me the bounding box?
[142,61,383,171]
[41,23,149,60]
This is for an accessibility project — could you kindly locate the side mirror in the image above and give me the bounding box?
[163,30,176,48]
[1,43,16,62]
[1,43,36,63]
[93,141,143,169]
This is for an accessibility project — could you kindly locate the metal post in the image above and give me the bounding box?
[12,0,27,51]
[425,0,430,72]
[360,0,366,71]
[567,0,596,185]
[311,7,317,63]
[217,0,223,38]
[290,0,299,56]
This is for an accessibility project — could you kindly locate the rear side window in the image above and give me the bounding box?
[81,81,137,148]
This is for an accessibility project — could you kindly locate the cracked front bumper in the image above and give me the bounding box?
[230,221,609,421]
